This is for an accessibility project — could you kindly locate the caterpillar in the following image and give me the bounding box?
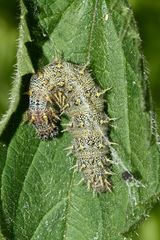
[28,60,113,192]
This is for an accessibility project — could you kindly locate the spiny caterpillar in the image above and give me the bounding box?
[28,60,113,192]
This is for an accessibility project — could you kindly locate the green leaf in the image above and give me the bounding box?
[0,0,34,135]
[0,0,160,239]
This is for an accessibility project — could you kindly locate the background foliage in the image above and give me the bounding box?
[0,0,160,239]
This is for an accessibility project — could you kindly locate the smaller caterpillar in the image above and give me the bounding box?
[122,171,133,182]
[28,61,113,192]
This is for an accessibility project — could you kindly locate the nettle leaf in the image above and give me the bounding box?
[0,0,34,136]
[0,0,160,239]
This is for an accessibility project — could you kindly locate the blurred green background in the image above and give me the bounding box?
[0,0,159,239]
[0,0,18,117]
